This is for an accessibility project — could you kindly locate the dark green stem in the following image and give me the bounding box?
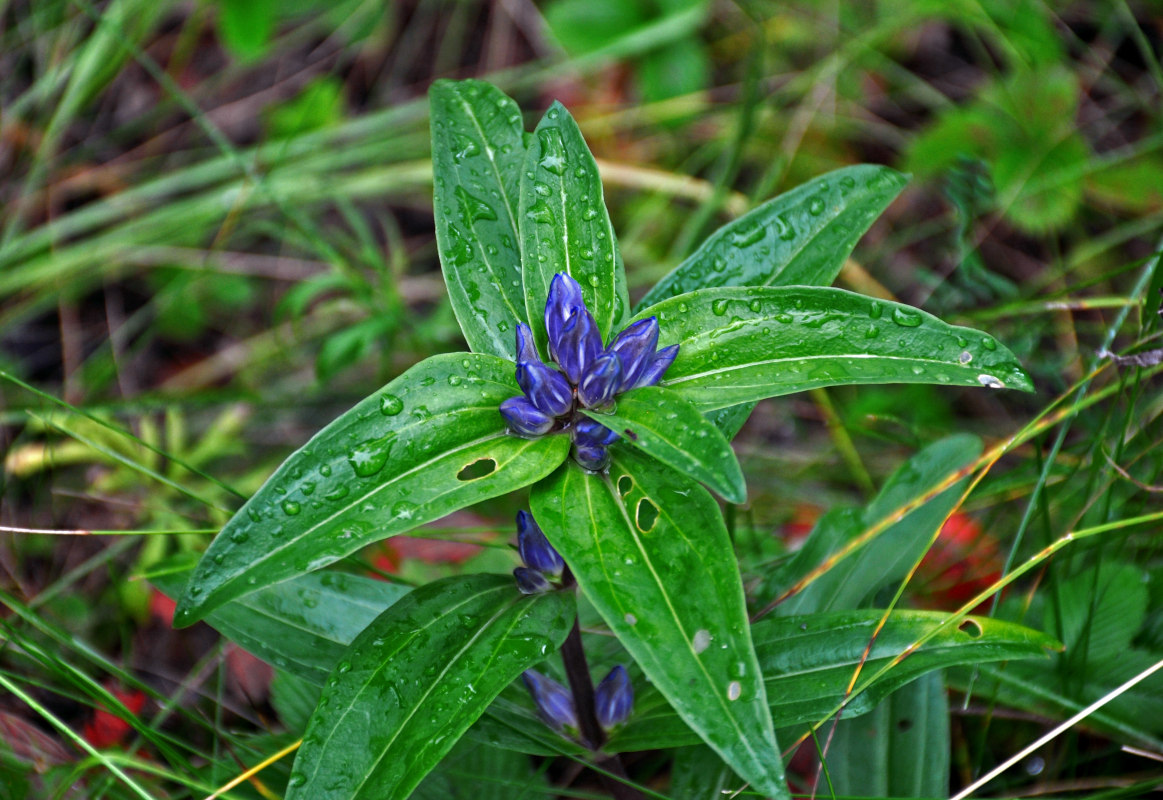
[559,569,644,800]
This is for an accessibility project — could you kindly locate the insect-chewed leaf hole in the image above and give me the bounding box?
[958,618,983,639]
[617,475,634,496]
[636,497,659,532]
[457,458,497,481]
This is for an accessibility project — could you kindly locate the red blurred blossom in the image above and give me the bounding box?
[82,684,147,750]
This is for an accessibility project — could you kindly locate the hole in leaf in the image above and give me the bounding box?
[958,619,983,639]
[617,475,634,496]
[457,458,496,481]
[636,498,659,532]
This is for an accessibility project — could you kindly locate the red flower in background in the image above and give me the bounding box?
[83,684,146,750]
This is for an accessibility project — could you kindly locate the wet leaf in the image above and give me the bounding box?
[637,165,908,310]
[531,451,789,799]
[634,286,1032,412]
[520,102,630,353]
[430,80,529,359]
[174,353,569,626]
[581,386,745,502]
[286,574,575,800]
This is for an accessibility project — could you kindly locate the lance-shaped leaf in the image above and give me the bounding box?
[173,353,570,626]
[580,386,745,503]
[287,574,575,800]
[520,102,629,352]
[430,80,529,359]
[636,164,909,311]
[154,565,410,687]
[531,450,788,799]
[603,610,1060,753]
[631,286,1032,412]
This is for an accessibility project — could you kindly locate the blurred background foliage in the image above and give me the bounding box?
[2,0,1163,797]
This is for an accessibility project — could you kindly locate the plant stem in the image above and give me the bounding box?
[559,569,645,800]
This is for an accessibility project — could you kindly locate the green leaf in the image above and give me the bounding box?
[286,574,575,800]
[1054,560,1148,666]
[218,0,276,60]
[825,673,950,798]
[174,353,570,626]
[635,37,710,105]
[636,165,908,311]
[152,565,410,687]
[774,434,982,615]
[668,745,738,799]
[520,103,630,352]
[430,80,529,359]
[706,402,756,441]
[531,451,788,799]
[634,286,1032,412]
[604,610,1060,752]
[581,386,745,502]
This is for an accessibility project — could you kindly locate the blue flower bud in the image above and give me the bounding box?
[577,352,623,409]
[516,361,573,417]
[499,396,555,436]
[552,307,602,385]
[513,566,552,595]
[607,318,659,391]
[632,344,679,389]
[594,665,633,729]
[517,510,564,577]
[573,417,619,448]
[573,442,610,471]
[545,273,586,354]
[522,670,578,732]
[515,322,538,364]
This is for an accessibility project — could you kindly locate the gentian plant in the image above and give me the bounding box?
[169,80,1053,799]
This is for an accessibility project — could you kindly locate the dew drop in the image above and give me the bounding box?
[454,185,497,225]
[807,196,826,215]
[337,660,352,674]
[348,432,397,477]
[392,500,418,520]
[319,464,332,476]
[864,325,879,339]
[775,212,796,241]
[230,530,249,544]
[748,299,762,313]
[301,482,315,496]
[693,629,712,654]
[891,307,922,327]
[869,301,883,319]
[282,499,302,516]
[982,337,998,351]
[324,485,349,501]
[730,223,764,248]
[582,207,598,221]
[526,201,554,226]
[712,299,730,316]
[588,274,600,287]
[727,681,742,701]
[451,133,479,161]
[959,351,972,365]
[977,374,1004,389]
[624,613,638,626]
[212,553,226,565]
[448,375,462,386]
[289,773,307,787]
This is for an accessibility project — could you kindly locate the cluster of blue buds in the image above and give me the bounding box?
[522,664,634,740]
[512,510,564,595]
[500,273,679,471]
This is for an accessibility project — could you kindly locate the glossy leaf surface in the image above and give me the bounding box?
[581,386,745,503]
[632,287,1033,412]
[520,102,629,353]
[174,353,569,626]
[531,451,788,798]
[288,574,575,800]
[430,80,528,359]
[605,610,1059,752]
[153,565,409,687]
[636,165,908,311]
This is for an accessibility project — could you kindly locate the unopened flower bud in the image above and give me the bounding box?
[633,344,679,389]
[594,665,633,729]
[516,510,564,577]
[545,274,585,356]
[515,322,538,363]
[607,318,659,391]
[522,670,578,732]
[577,352,623,409]
[516,361,573,417]
[553,307,602,385]
[572,418,619,449]
[513,567,552,595]
[500,396,555,436]
[573,443,610,471]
